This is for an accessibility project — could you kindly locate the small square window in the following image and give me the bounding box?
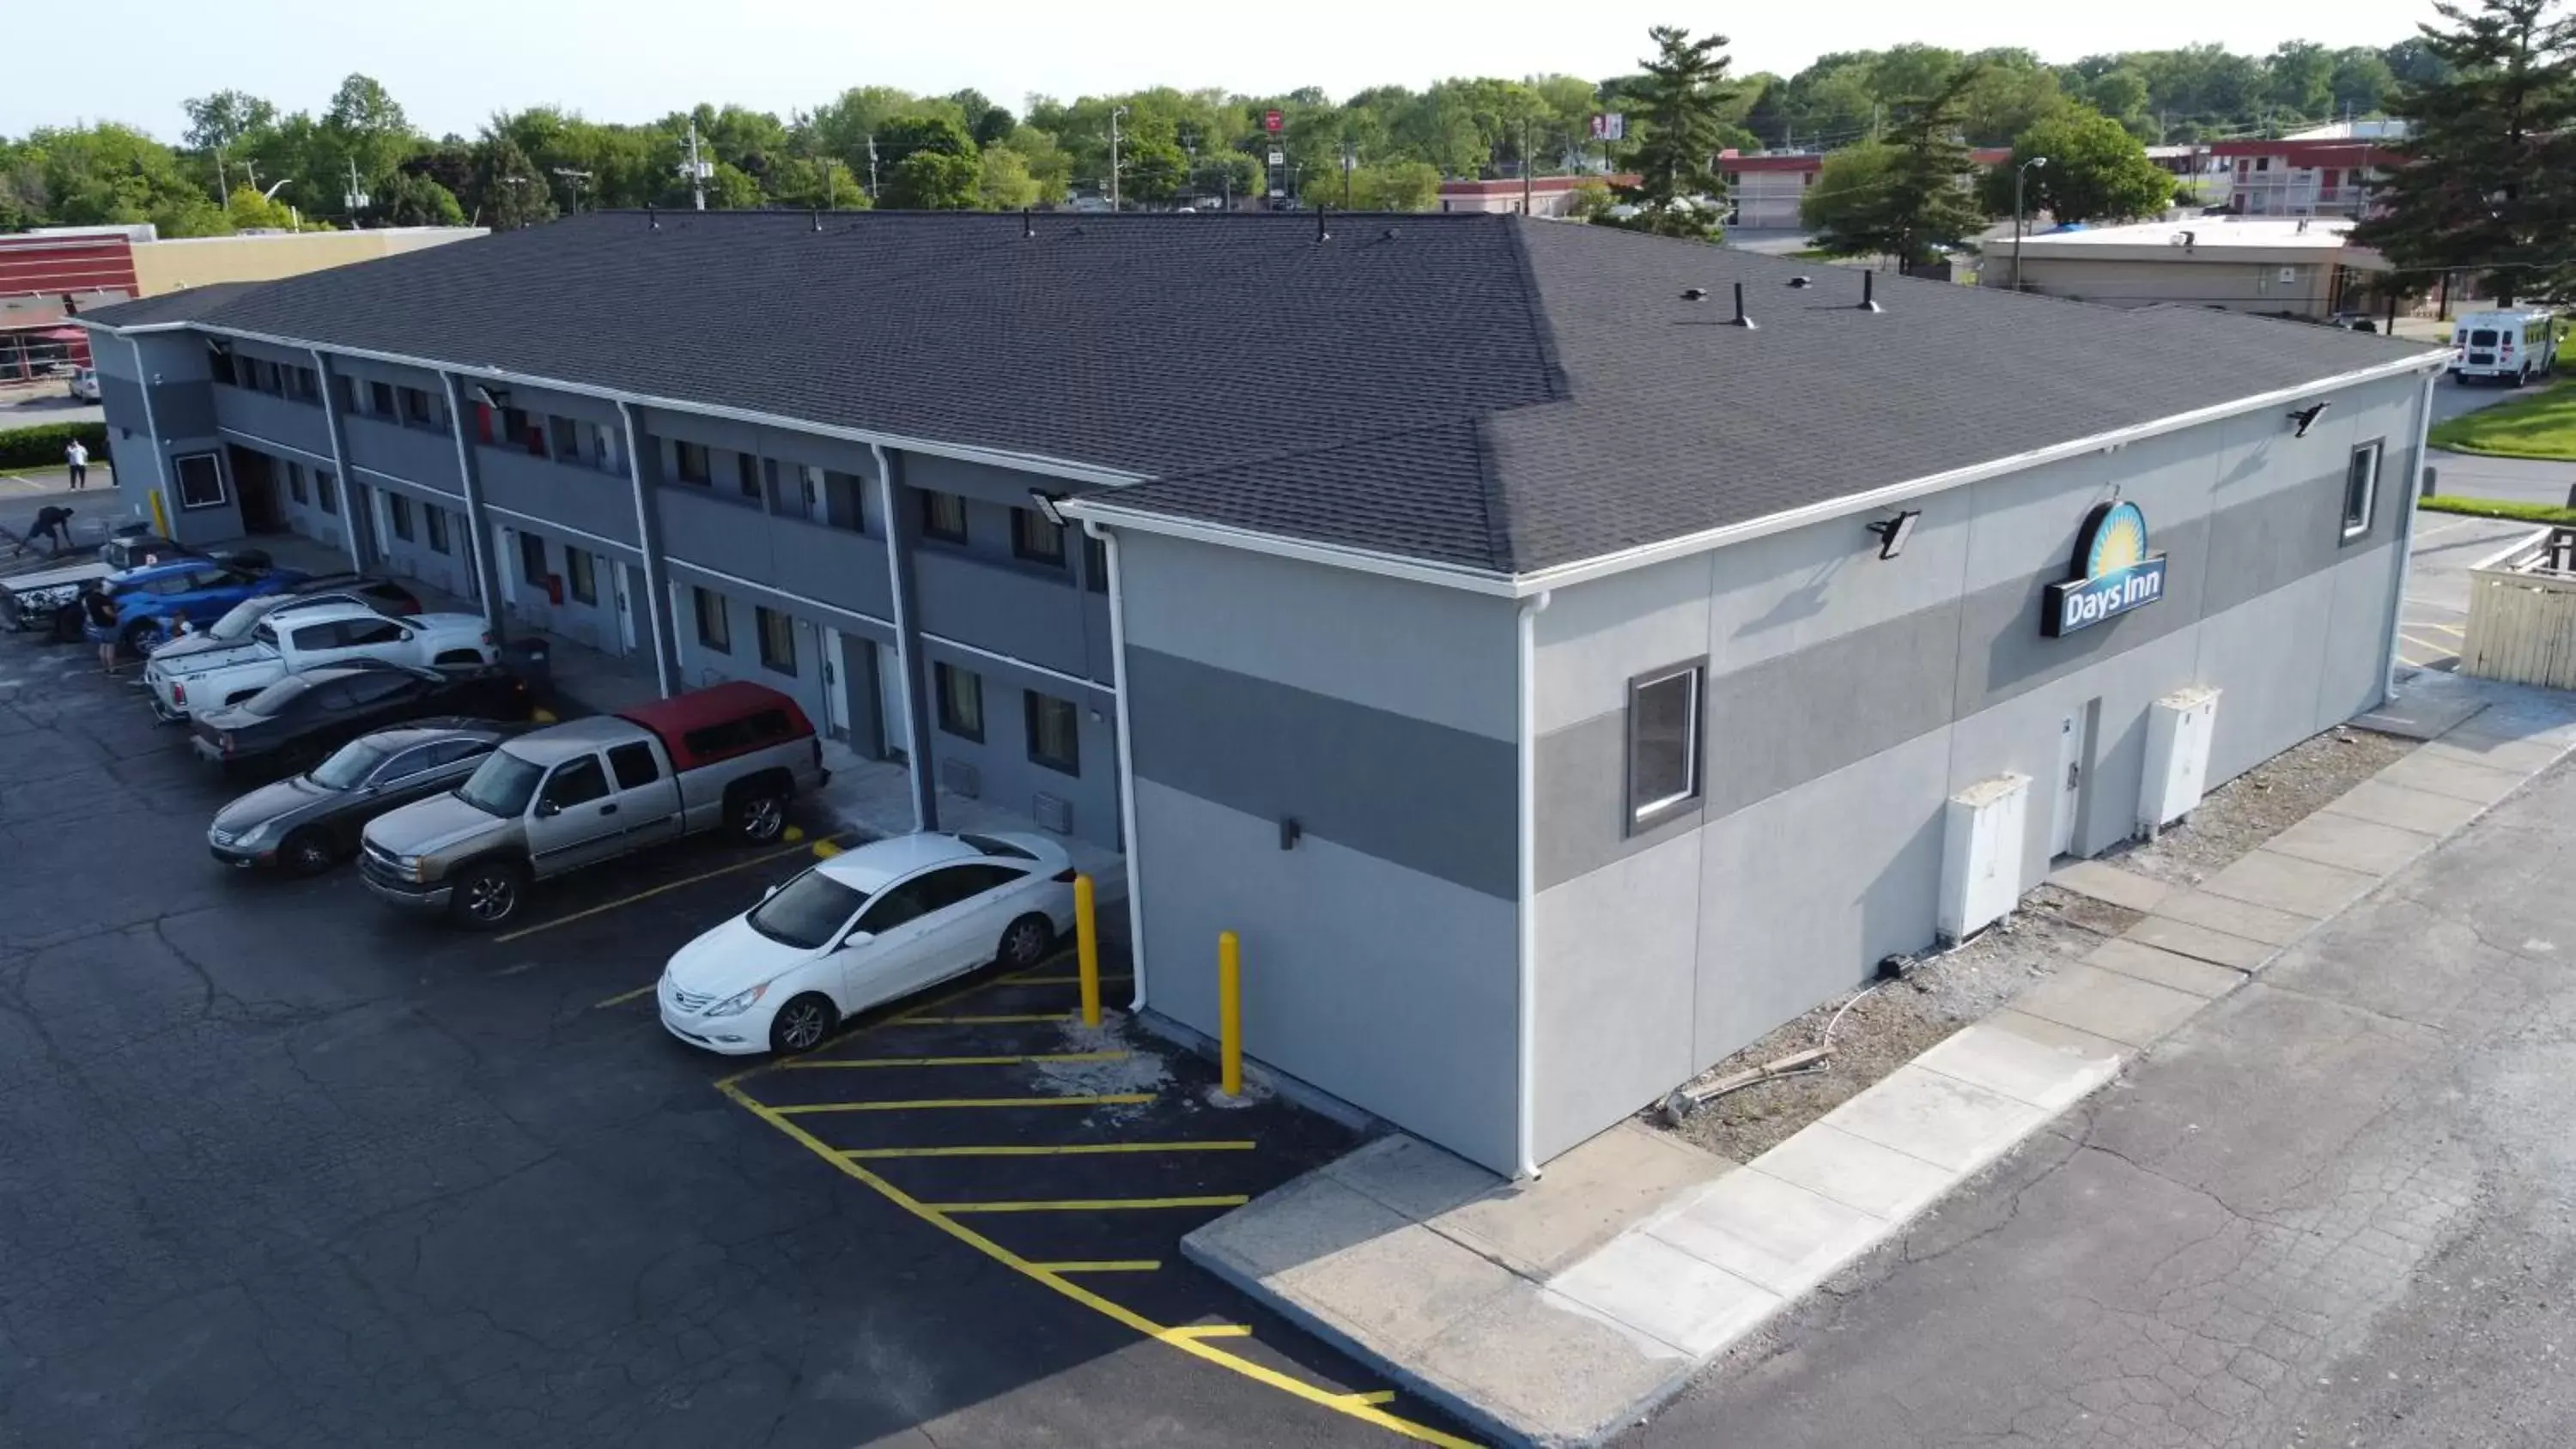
[1012,506,1066,566]
[693,586,731,652]
[173,452,227,510]
[1024,690,1080,775]
[368,380,396,416]
[518,531,547,585]
[1626,661,1704,834]
[549,415,582,464]
[286,462,308,505]
[565,547,597,604]
[920,490,969,543]
[2342,439,2382,540]
[316,470,339,515]
[933,661,984,741]
[756,606,798,676]
[389,493,415,542]
[426,505,452,555]
[674,440,711,485]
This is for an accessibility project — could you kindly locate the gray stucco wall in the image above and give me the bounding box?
[1119,530,1525,1173]
[1526,368,2427,1161]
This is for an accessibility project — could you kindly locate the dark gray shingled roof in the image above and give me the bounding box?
[75,280,265,328]
[80,209,2437,575]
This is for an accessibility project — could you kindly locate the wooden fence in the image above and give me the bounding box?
[2462,527,2576,688]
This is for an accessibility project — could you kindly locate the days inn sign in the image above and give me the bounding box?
[2043,500,2166,638]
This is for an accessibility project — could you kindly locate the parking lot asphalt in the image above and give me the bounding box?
[0,635,1471,1446]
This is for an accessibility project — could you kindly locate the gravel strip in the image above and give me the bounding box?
[1652,724,2415,1162]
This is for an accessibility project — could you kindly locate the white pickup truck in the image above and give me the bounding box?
[145,602,496,722]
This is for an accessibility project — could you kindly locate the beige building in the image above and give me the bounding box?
[131,227,486,294]
[1984,216,2387,321]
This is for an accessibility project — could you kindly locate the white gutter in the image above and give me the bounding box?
[2383,368,2441,703]
[180,323,1145,489]
[212,426,334,469]
[1085,518,1148,1017]
[1514,589,1552,1179]
[1068,350,2450,601]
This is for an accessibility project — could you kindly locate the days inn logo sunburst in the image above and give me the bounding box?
[2044,500,2167,638]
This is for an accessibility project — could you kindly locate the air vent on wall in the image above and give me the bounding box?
[1032,791,1072,834]
[939,757,982,799]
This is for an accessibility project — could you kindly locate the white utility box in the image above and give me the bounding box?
[1939,773,2030,944]
[2141,686,2221,837]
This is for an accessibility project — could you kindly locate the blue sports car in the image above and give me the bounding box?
[85,556,309,656]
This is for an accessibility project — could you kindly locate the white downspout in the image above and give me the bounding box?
[870,442,926,834]
[1085,518,1148,1016]
[1515,589,1552,1179]
[2382,367,2441,705]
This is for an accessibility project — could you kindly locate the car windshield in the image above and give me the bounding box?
[236,676,312,718]
[207,597,278,642]
[455,749,546,816]
[309,737,393,791]
[745,869,870,951]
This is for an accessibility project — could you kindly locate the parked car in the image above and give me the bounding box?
[68,367,100,403]
[86,556,309,656]
[2451,308,2560,385]
[147,602,495,723]
[191,662,534,779]
[360,681,825,929]
[208,720,525,875]
[659,831,1077,1054]
[3,531,185,634]
[145,578,423,679]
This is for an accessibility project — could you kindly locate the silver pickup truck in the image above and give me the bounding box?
[358,681,826,928]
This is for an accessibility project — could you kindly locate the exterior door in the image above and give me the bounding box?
[819,628,852,741]
[2049,712,2087,858]
[875,640,908,762]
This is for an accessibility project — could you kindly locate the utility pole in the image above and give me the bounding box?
[1521,118,1534,215]
[342,155,370,228]
[2012,155,2049,292]
[866,136,879,201]
[551,167,592,214]
[214,146,228,199]
[1109,106,1128,211]
[1342,139,1357,209]
[685,120,708,210]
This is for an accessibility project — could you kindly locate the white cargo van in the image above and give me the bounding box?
[2451,309,2559,386]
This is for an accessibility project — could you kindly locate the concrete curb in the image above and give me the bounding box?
[1183,685,2576,1447]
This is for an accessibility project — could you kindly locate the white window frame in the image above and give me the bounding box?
[1625,659,1705,835]
[173,452,228,511]
[2342,439,2382,542]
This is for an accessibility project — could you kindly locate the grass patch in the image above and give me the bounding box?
[2427,378,2576,460]
[2418,494,2576,526]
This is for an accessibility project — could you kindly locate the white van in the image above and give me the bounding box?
[2451,309,2559,386]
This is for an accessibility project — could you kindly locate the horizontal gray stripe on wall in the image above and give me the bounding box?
[1127,646,1518,900]
[1535,471,2397,893]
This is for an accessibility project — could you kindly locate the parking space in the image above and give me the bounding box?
[0,635,1474,1447]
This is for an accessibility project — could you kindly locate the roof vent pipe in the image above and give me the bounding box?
[1859,270,1882,312]
[1316,204,1330,243]
[1729,281,1756,330]
[1023,207,1035,239]
[810,207,822,233]
[646,203,658,231]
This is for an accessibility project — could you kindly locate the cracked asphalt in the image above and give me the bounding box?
[1621,753,2576,1448]
[0,637,1431,1447]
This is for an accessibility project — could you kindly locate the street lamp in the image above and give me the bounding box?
[2012,155,2050,293]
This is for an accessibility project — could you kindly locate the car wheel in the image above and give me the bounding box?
[279,828,336,878]
[769,992,837,1054]
[119,619,157,658]
[998,912,1055,971]
[729,787,787,844]
[449,861,525,930]
[49,605,82,644]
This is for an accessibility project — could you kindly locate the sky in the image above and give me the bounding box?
[11,0,2445,140]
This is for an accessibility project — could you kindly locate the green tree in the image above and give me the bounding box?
[976,143,1042,209]
[1741,82,1789,148]
[1622,24,1739,239]
[182,90,277,154]
[1798,141,1895,242]
[2330,47,2401,115]
[705,161,763,209]
[1809,67,1987,271]
[478,136,556,228]
[1564,176,1614,217]
[1301,159,1439,210]
[1982,109,2174,222]
[226,185,294,230]
[2266,40,2338,118]
[2087,68,2154,135]
[998,125,1072,201]
[378,170,465,226]
[1122,135,1187,205]
[325,73,416,188]
[2352,0,2576,306]
[881,149,981,209]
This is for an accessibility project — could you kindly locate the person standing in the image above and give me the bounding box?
[64,437,88,490]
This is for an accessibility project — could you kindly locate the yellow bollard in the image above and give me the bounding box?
[1074,873,1102,1027]
[147,488,169,539]
[1218,930,1242,1097]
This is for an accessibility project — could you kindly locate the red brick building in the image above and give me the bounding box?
[0,226,143,381]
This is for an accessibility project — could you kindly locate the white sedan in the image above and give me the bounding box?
[659,830,1078,1055]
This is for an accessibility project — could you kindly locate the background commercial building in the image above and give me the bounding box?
[80,211,2442,1177]
[1987,215,2389,319]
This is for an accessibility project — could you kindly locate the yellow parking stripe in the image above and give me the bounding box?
[1340,1390,1399,1407]
[717,1082,1474,1447]
[992,973,1133,987]
[890,1013,1071,1026]
[772,1094,1151,1115]
[927,1195,1252,1214]
[840,1141,1255,1159]
[1169,1324,1254,1340]
[784,1051,1130,1070]
[1030,1260,1163,1274]
[493,834,848,943]
[592,983,658,1009]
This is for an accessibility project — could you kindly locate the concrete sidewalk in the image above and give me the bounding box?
[1183,675,2576,1448]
